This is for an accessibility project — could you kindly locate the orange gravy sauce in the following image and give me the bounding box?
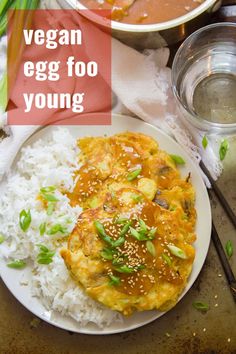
[80,0,203,24]
[101,201,183,296]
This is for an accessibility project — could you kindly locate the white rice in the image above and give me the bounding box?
[0,128,122,328]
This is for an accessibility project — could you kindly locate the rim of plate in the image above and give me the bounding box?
[0,114,212,335]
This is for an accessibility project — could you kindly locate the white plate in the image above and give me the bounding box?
[0,114,211,335]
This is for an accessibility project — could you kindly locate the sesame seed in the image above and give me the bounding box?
[227,338,231,343]
[203,328,206,332]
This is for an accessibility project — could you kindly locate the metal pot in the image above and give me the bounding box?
[59,0,222,49]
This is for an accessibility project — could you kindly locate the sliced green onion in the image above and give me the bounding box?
[130,226,155,241]
[114,217,129,224]
[37,258,54,265]
[202,135,208,149]
[169,205,177,212]
[219,139,229,161]
[36,244,55,265]
[136,264,145,270]
[192,301,209,312]
[147,227,157,240]
[108,274,121,286]
[39,223,46,236]
[47,203,55,216]
[38,251,55,258]
[112,257,124,266]
[7,259,26,269]
[162,253,172,266]
[129,227,144,241]
[114,265,135,274]
[170,155,185,165]
[40,186,56,193]
[119,221,131,237]
[100,248,114,261]
[112,236,125,248]
[19,209,31,232]
[0,234,5,244]
[127,168,142,181]
[47,224,67,235]
[94,220,113,246]
[146,240,156,257]
[42,194,58,202]
[131,194,143,202]
[139,219,147,235]
[36,244,49,253]
[225,240,233,258]
[40,186,58,202]
[167,244,187,259]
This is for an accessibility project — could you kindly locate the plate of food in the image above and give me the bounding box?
[0,114,211,334]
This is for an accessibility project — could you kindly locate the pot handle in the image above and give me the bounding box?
[211,0,223,12]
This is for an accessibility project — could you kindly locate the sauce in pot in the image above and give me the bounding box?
[79,0,205,24]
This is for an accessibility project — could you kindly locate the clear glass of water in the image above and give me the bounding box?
[172,22,236,134]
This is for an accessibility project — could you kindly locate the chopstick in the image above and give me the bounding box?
[211,222,236,303]
[200,161,236,229]
[200,161,236,302]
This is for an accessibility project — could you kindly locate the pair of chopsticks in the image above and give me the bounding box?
[200,161,236,303]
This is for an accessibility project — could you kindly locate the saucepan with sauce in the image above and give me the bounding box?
[59,0,222,48]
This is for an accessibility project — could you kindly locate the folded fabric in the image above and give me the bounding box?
[0,1,223,184]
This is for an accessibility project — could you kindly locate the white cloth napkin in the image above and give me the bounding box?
[0,3,223,184]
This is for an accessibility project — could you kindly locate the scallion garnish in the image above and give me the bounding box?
[162,253,172,266]
[225,240,233,258]
[7,259,26,269]
[129,227,144,241]
[95,220,128,248]
[36,244,55,264]
[0,234,5,244]
[19,209,31,232]
[146,240,156,257]
[147,227,157,240]
[100,248,115,261]
[119,222,131,237]
[108,274,121,286]
[202,135,208,149]
[94,220,114,246]
[130,225,156,241]
[219,139,229,161]
[139,219,147,235]
[39,222,46,236]
[192,301,209,312]
[127,168,142,181]
[42,194,58,202]
[40,186,56,193]
[112,236,125,248]
[115,217,129,224]
[47,224,67,235]
[167,244,187,259]
[40,186,59,202]
[47,203,55,216]
[170,154,185,165]
[131,194,143,202]
[114,265,135,274]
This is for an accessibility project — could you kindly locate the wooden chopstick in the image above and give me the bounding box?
[200,161,236,229]
[211,222,236,303]
[200,161,236,301]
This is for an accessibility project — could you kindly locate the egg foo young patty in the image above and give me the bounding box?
[61,132,196,315]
